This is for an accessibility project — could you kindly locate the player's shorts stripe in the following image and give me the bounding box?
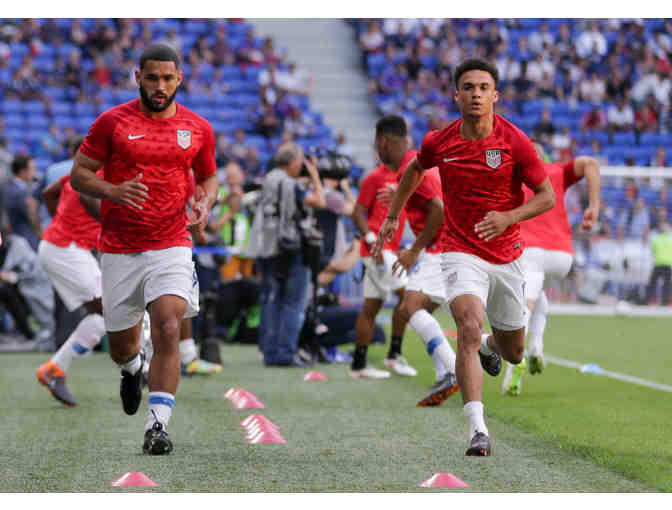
[427,337,443,355]
[72,342,89,355]
[148,395,175,408]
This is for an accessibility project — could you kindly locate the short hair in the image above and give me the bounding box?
[139,44,180,70]
[454,58,499,88]
[274,142,302,167]
[11,154,32,175]
[375,115,407,139]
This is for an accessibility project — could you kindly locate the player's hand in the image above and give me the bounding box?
[372,217,399,257]
[582,205,599,231]
[474,210,513,241]
[376,185,394,205]
[187,185,210,235]
[392,248,419,277]
[112,173,148,210]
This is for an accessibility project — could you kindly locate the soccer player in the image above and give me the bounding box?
[502,145,600,396]
[349,116,415,379]
[376,58,555,455]
[70,44,218,455]
[391,159,460,407]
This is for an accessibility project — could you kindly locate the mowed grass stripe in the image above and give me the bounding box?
[0,342,654,492]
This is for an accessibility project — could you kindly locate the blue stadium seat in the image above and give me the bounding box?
[26,115,50,129]
[22,100,46,115]
[0,98,22,114]
[3,113,24,128]
[366,53,388,77]
[612,131,636,146]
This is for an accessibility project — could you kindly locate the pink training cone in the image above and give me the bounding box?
[224,388,266,409]
[303,371,328,381]
[418,473,469,488]
[109,472,159,487]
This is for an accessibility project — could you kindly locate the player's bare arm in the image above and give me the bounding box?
[70,151,148,210]
[574,156,601,230]
[373,156,426,256]
[188,174,218,234]
[42,178,64,217]
[78,194,102,222]
[393,196,444,276]
[475,177,555,242]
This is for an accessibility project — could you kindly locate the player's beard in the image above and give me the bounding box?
[139,85,177,113]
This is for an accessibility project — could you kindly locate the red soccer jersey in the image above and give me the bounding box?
[356,150,413,257]
[416,115,547,264]
[402,166,445,253]
[79,99,216,253]
[42,171,102,251]
[520,160,581,254]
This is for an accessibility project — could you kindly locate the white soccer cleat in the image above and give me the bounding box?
[383,356,418,377]
[348,365,391,379]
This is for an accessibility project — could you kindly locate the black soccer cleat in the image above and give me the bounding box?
[143,421,173,455]
[479,350,502,377]
[465,432,491,456]
[120,352,144,415]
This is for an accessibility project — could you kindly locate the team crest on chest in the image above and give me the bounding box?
[485,149,502,169]
[177,129,192,150]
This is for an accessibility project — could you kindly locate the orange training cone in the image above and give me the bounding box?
[109,472,159,487]
[418,472,468,488]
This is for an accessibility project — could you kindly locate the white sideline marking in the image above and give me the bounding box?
[546,355,672,393]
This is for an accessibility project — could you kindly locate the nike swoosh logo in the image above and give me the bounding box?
[443,157,459,162]
[128,134,145,140]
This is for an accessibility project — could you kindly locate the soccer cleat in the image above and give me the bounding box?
[182,358,223,376]
[120,352,144,416]
[416,372,459,407]
[502,358,527,396]
[528,354,545,375]
[348,365,391,379]
[383,355,418,376]
[465,431,491,456]
[478,349,502,377]
[36,361,76,407]
[142,421,173,455]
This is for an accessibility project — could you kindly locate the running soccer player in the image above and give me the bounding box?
[349,115,414,379]
[502,146,600,396]
[391,160,460,407]
[376,58,555,455]
[70,44,218,455]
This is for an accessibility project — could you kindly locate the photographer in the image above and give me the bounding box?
[247,142,325,367]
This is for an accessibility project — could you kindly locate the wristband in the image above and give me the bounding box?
[364,232,377,245]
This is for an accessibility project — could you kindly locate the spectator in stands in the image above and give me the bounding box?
[526,53,554,84]
[64,49,83,94]
[634,95,660,135]
[579,71,607,104]
[533,109,556,147]
[588,139,609,166]
[651,146,668,167]
[495,45,521,86]
[336,133,355,160]
[528,20,555,56]
[230,128,249,163]
[255,101,282,139]
[3,155,42,250]
[237,28,264,67]
[619,197,651,241]
[605,68,632,102]
[8,57,42,101]
[215,133,232,168]
[277,61,311,96]
[379,62,408,95]
[645,221,672,305]
[581,106,607,136]
[607,96,635,135]
[241,147,264,179]
[576,20,608,60]
[38,124,64,160]
[494,84,518,117]
[283,105,316,139]
[0,137,13,186]
[359,21,385,69]
[550,126,574,160]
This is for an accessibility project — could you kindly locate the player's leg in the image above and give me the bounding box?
[108,319,146,416]
[180,318,222,375]
[527,291,548,375]
[350,297,389,378]
[383,287,417,376]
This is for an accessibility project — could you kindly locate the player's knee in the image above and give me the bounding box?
[152,317,181,344]
[455,316,482,349]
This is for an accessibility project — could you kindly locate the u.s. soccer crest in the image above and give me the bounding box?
[177,129,192,150]
[485,149,501,169]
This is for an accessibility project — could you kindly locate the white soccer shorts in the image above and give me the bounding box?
[38,240,102,312]
[522,247,573,302]
[405,251,447,304]
[441,251,527,331]
[100,246,199,332]
[361,251,408,301]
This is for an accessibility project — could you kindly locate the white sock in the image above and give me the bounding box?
[119,353,142,375]
[179,337,198,365]
[479,332,493,355]
[145,392,175,431]
[463,401,489,439]
[52,314,106,371]
[409,309,456,379]
[528,292,548,357]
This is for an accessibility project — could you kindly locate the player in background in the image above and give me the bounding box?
[70,44,218,455]
[349,116,415,379]
[376,58,554,455]
[390,158,460,407]
[502,145,600,396]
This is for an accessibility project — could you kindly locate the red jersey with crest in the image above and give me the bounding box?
[42,170,103,251]
[416,115,547,264]
[79,99,216,253]
[401,166,445,254]
[520,160,580,254]
[356,150,413,257]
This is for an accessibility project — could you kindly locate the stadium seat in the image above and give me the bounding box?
[612,131,636,146]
